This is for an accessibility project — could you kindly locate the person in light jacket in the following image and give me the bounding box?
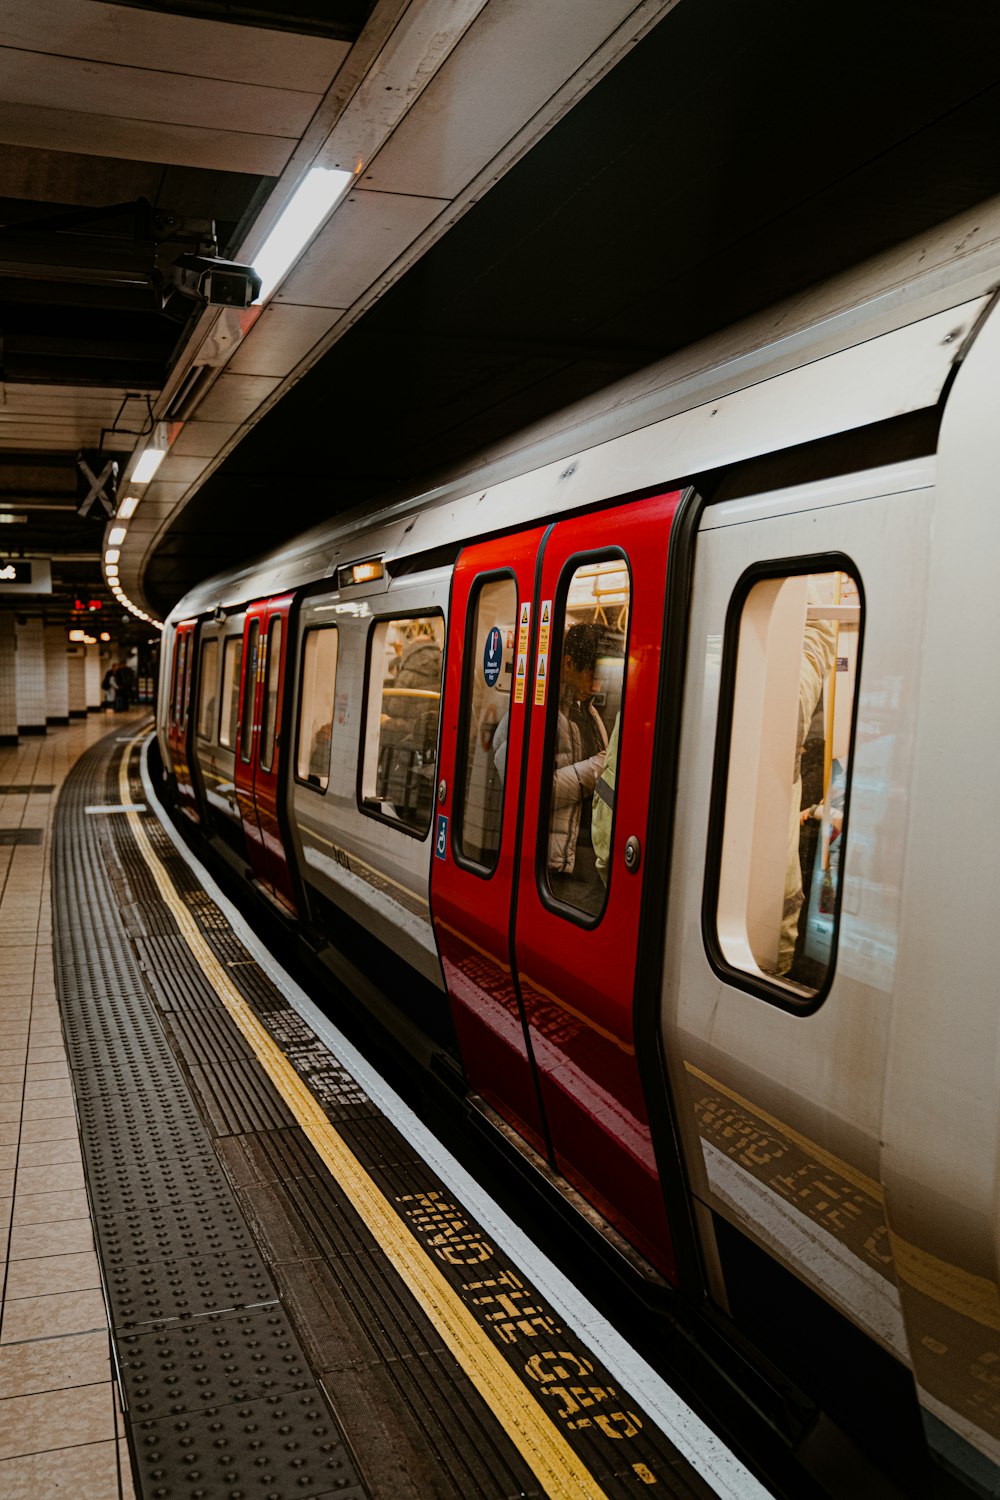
[548,623,608,913]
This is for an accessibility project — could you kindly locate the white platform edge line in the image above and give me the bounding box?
[138,735,773,1500]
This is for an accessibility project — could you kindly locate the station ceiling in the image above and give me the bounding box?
[3,0,1000,624]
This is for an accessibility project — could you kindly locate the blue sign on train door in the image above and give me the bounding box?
[435,813,449,860]
[483,626,503,688]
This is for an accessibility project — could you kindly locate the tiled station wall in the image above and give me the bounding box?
[0,622,132,744]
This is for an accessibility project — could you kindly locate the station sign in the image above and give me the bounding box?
[0,560,52,594]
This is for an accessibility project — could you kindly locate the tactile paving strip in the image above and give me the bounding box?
[52,734,368,1500]
[117,1305,317,1421]
[133,1391,367,1500]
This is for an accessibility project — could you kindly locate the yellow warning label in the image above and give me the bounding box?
[517,601,531,656]
[538,599,552,657]
[534,651,548,706]
[514,652,527,704]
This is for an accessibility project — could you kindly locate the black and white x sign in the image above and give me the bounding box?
[77,456,119,517]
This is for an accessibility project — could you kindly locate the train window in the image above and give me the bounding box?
[239,620,259,764]
[360,615,445,836]
[168,640,179,726]
[260,617,282,773]
[711,564,863,1000]
[196,639,219,741]
[541,558,630,921]
[455,576,516,872]
[174,634,189,728]
[296,627,339,791]
[218,636,243,749]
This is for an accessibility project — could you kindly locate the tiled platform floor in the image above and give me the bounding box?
[0,714,146,1500]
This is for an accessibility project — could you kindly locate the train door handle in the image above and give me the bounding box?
[623,835,641,873]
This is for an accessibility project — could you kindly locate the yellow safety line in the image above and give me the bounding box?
[118,736,612,1500]
[684,1060,882,1202]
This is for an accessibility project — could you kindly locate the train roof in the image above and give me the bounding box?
[166,195,1000,626]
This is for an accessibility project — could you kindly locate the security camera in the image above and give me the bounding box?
[165,254,261,308]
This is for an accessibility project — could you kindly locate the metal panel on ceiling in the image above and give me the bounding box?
[1,0,351,92]
[0,102,296,174]
[191,373,282,424]
[166,421,241,459]
[314,0,488,173]
[363,0,655,200]
[226,304,342,379]
[148,454,211,486]
[2,50,324,139]
[277,189,448,309]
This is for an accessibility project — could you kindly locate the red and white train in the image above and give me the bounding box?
[159,205,1000,1496]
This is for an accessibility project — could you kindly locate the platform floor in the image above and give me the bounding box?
[0,711,145,1500]
[1,718,773,1500]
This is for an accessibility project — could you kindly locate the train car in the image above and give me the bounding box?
[158,202,1000,1497]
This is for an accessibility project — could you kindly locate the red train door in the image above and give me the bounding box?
[512,494,680,1277]
[432,491,681,1279]
[168,619,198,820]
[432,527,547,1153]
[234,594,297,913]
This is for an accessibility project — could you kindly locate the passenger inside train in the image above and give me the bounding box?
[545,561,630,917]
[716,566,861,994]
[373,617,445,829]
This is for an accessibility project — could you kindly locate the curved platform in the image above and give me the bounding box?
[3,719,774,1500]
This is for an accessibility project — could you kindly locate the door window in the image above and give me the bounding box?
[219,636,242,749]
[712,564,863,999]
[260,617,282,773]
[456,577,516,871]
[196,639,219,741]
[541,558,630,920]
[296,627,339,790]
[169,640,180,727]
[239,620,259,764]
[173,635,188,727]
[360,615,444,834]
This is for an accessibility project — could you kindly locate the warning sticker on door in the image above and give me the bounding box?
[517,601,531,656]
[538,599,552,657]
[534,651,548,707]
[514,652,528,704]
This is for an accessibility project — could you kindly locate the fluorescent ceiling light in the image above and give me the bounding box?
[105,548,120,565]
[106,567,119,579]
[133,448,165,483]
[118,496,139,519]
[253,167,353,302]
[0,513,26,525]
[108,525,127,546]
